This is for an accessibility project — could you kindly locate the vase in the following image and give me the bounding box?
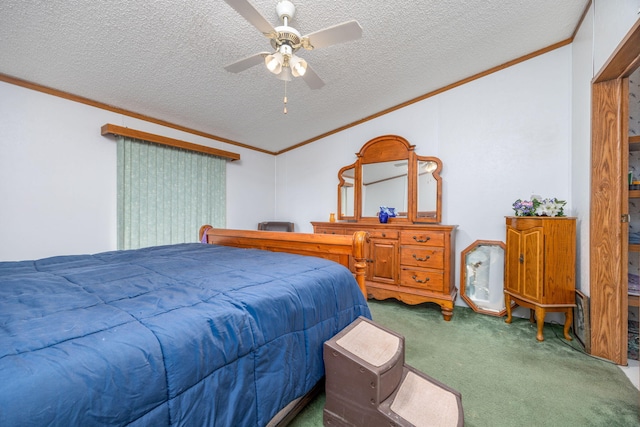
[379,211,389,223]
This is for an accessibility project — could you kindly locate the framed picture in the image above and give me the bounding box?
[573,290,590,352]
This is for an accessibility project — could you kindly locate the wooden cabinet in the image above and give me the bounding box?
[504,216,576,341]
[313,221,456,320]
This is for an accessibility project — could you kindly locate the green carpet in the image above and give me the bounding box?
[290,300,639,427]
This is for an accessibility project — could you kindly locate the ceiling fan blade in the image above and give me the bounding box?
[223,0,276,36]
[224,52,270,73]
[300,64,325,90]
[302,20,363,50]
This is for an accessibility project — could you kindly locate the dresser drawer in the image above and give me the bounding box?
[315,227,346,235]
[400,231,445,247]
[400,268,444,292]
[400,247,444,269]
[368,230,399,239]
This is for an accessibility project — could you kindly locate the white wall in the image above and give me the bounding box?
[279,48,572,239]
[571,5,595,297]
[3,1,637,300]
[277,1,640,308]
[592,0,640,75]
[571,1,640,297]
[276,47,572,313]
[0,81,275,261]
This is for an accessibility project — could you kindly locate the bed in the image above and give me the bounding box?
[0,227,371,426]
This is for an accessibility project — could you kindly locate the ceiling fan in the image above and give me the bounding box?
[223,0,363,90]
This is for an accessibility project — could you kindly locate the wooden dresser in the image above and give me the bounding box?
[504,216,576,341]
[312,221,457,320]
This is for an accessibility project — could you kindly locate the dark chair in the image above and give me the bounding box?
[257,221,294,232]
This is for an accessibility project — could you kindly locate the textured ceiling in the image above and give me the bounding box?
[0,0,588,154]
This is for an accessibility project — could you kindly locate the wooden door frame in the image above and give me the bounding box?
[590,19,640,364]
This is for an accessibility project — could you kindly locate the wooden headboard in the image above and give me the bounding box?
[199,226,368,297]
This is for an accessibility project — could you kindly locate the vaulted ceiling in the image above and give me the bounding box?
[0,0,589,154]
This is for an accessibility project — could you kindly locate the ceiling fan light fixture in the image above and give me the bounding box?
[276,66,292,81]
[265,52,284,74]
[290,55,307,77]
[224,0,363,91]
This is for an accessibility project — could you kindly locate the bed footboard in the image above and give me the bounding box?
[199,226,369,297]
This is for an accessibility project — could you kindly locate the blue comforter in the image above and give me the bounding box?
[0,243,371,426]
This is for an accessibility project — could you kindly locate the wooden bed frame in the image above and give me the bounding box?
[199,226,369,297]
[199,226,370,426]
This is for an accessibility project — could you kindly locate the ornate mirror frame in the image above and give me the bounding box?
[460,240,512,317]
[337,135,442,223]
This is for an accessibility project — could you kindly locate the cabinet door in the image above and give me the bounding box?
[368,238,398,284]
[505,225,543,301]
[521,227,543,301]
[505,227,523,294]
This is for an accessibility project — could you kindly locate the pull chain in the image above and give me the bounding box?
[283,79,288,114]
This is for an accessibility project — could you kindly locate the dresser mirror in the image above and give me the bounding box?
[338,166,355,218]
[337,135,442,223]
[362,160,409,218]
[417,160,439,219]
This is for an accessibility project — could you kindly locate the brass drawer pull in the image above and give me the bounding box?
[412,254,431,262]
[412,275,430,283]
[413,236,431,243]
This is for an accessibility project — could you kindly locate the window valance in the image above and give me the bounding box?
[101,123,240,161]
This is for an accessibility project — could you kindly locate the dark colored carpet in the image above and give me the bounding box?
[290,300,639,426]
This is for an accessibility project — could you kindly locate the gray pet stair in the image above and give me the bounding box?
[323,316,464,427]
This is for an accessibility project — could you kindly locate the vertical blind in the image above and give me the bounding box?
[117,136,226,249]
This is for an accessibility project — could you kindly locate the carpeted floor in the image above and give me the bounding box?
[289,299,640,427]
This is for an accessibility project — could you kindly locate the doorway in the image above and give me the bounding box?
[590,20,640,365]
